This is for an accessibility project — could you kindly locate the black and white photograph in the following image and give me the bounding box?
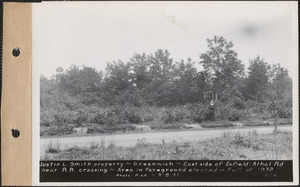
[32,1,298,184]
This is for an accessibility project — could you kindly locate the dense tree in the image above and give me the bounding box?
[199,36,244,100]
[40,37,292,110]
[105,60,132,89]
[56,65,103,96]
[269,64,292,101]
[173,58,205,104]
[148,49,175,82]
[138,49,177,106]
[128,53,151,89]
[39,36,294,136]
[244,56,270,101]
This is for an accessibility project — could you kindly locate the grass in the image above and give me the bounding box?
[42,131,292,160]
[41,117,293,139]
[45,140,62,154]
[41,102,293,137]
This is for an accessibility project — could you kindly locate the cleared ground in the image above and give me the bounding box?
[40,125,292,158]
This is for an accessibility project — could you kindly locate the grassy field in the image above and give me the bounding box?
[42,131,292,160]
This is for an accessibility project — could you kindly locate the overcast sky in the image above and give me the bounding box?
[32,1,298,77]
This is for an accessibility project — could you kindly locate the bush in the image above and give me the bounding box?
[228,110,242,121]
[41,108,89,128]
[40,126,48,136]
[124,108,143,124]
[64,110,89,126]
[92,112,108,125]
[189,103,211,122]
[40,108,57,127]
[87,126,105,134]
[42,125,74,136]
[91,106,127,126]
[142,111,156,122]
[141,107,161,122]
[215,102,245,121]
[103,124,136,132]
[149,122,184,130]
[277,99,292,118]
[232,98,246,109]
[278,107,292,118]
[160,108,187,124]
[245,100,269,116]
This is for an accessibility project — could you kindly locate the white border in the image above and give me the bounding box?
[32,1,299,186]
[32,11,40,184]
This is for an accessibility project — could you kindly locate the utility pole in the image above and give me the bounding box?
[270,101,279,160]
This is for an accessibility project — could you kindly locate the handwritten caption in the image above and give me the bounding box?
[40,160,292,182]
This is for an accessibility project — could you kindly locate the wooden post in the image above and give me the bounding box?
[274,114,278,160]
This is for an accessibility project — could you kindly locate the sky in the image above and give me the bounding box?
[32,1,298,77]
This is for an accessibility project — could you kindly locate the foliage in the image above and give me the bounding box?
[124,107,143,124]
[276,99,293,118]
[189,103,211,122]
[160,108,187,123]
[40,36,293,136]
[269,64,293,101]
[244,56,270,101]
[199,36,244,100]
[41,125,74,136]
[56,65,103,97]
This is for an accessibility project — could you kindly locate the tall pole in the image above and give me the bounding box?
[270,101,278,160]
[274,113,278,160]
[274,114,278,133]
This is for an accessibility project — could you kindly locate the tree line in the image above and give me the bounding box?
[41,36,292,109]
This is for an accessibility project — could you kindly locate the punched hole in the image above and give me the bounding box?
[12,47,20,57]
[11,129,20,138]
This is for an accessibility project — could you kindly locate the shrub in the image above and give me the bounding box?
[53,113,67,126]
[92,112,108,125]
[278,107,292,118]
[277,99,292,118]
[105,112,119,126]
[142,111,156,122]
[41,108,89,128]
[160,108,187,124]
[189,103,210,122]
[86,126,105,134]
[231,135,252,148]
[160,109,175,123]
[215,102,245,121]
[40,108,57,127]
[91,106,127,126]
[191,109,207,122]
[246,101,269,114]
[232,98,246,109]
[124,108,143,124]
[142,107,161,122]
[108,106,127,125]
[228,110,242,121]
[103,124,136,132]
[43,125,74,136]
[40,126,48,136]
[64,110,88,126]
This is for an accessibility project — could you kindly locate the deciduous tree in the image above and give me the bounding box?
[199,36,244,100]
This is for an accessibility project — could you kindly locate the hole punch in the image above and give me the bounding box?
[11,129,20,138]
[12,47,20,57]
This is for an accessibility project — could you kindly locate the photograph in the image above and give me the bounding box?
[34,2,296,162]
